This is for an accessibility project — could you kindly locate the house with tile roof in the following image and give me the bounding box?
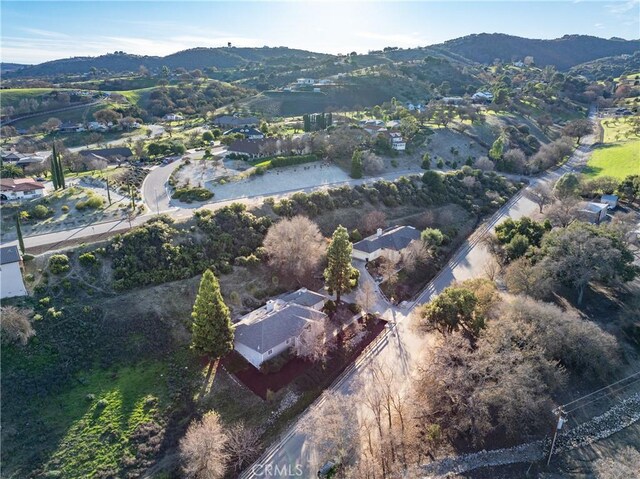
[234,288,327,368]
[0,178,45,201]
[352,225,422,262]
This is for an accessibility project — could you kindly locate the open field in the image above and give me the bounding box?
[9,103,109,130]
[1,88,72,109]
[585,117,640,179]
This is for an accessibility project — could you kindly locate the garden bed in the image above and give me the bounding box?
[223,317,386,400]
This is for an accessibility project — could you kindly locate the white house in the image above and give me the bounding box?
[0,246,28,299]
[580,202,609,225]
[234,288,327,368]
[0,178,45,201]
[163,113,183,121]
[296,78,316,85]
[472,91,494,103]
[387,131,406,151]
[352,225,422,262]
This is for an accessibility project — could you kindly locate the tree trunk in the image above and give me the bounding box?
[577,284,585,305]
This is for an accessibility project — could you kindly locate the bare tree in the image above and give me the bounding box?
[362,151,384,174]
[263,216,327,286]
[225,422,261,472]
[504,258,553,299]
[594,446,640,479]
[0,306,35,345]
[356,280,377,314]
[379,252,400,287]
[475,156,495,171]
[360,211,387,235]
[293,317,333,362]
[402,240,429,273]
[179,411,228,479]
[301,391,358,462]
[482,256,501,281]
[545,198,579,227]
[528,183,554,213]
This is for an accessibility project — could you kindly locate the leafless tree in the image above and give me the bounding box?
[360,211,387,235]
[0,306,35,345]
[179,411,228,479]
[545,198,579,227]
[42,117,61,133]
[594,446,640,479]
[293,317,333,362]
[504,258,554,299]
[503,148,527,174]
[362,151,384,174]
[263,216,327,286]
[528,183,554,213]
[475,156,495,171]
[356,280,377,314]
[379,252,400,287]
[401,240,429,274]
[482,256,501,281]
[225,422,261,472]
[301,391,358,462]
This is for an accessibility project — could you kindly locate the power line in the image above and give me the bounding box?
[558,370,640,412]
[564,376,640,414]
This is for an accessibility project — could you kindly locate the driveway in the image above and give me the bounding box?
[240,116,599,478]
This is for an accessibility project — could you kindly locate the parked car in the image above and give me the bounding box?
[317,460,337,478]
[35,177,46,182]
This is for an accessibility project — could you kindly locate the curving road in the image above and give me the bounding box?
[239,117,597,478]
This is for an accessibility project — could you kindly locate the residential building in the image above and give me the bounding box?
[223,126,264,139]
[386,131,406,151]
[234,288,327,368]
[352,225,422,262]
[16,155,47,168]
[296,78,316,85]
[163,113,183,121]
[0,178,45,201]
[58,122,83,133]
[1,151,25,162]
[212,115,259,128]
[79,147,133,163]
[442,96,465,105]
[0,245,28,299]
[87,121,109,132]
[579,202,609,225]
[472,91,494,103]
[226,138,278,159]
[600,194,619,210]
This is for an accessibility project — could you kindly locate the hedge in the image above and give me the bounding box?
[254,154,318,170]
[172,187,214,203]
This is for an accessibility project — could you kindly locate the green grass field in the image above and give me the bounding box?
[10,103,109,130]
[1,88,72,109]
[39,362,167,478]
[585,117,639,179]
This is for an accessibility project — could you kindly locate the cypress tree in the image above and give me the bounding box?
[324,225,357,303]
[106,178,112,205]
[51,144,59,190]
[350,150,363,179]
[190,269,234,359]
[16,216,25,254]
[303,114,311,132]
[57,149,66,189]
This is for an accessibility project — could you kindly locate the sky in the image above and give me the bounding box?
[1,0,639,64]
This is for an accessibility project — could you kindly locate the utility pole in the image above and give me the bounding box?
[546,411,565,466]
[154,188,159,215]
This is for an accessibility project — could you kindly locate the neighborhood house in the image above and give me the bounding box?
[213,115,259,128]
[579,202,609,225]
[234,288,327,368]
[0,178,45,201]
[352,225,422,262]
[0,245,28,299]
[226,138,278,159]
[600,194,619,210]
[79,147,133,163]
[223,126,264,139]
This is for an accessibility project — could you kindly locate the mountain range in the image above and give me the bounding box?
[5,34,640,78]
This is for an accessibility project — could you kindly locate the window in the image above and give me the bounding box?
[267,349,273,355]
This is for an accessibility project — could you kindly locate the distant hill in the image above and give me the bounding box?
[1,63,30,74]
[570,51,640,80]
[430,34,640,70]
[6,47,330,78]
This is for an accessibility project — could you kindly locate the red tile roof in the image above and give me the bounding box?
[0,178,45,192]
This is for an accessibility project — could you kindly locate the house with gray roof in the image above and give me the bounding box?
[579,202,609,225]
[352,225,422,262]
[0,245,27,299]
[234,288,327,368]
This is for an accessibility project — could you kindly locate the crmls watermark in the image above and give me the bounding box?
[251,463,304,477]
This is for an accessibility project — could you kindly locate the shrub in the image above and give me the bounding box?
[79,252,98,267]
[61,205,70,212]
[172,187,213,202]
[436,159,444,168]
[31,204,53,219]
[48,254,70,274]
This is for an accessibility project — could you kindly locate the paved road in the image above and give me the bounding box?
[240,118,597,478]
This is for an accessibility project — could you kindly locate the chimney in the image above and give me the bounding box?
[300,287,307,293]
[377,228,383,237]
[266,300,274,313]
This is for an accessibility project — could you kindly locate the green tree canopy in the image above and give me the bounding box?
[420,286,484,336]
[324,226,358,302]
[350,150,363,179]
[190,269,234,359]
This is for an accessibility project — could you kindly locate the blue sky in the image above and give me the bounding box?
[2,0,639,64]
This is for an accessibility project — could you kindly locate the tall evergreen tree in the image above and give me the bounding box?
[50,144,59,190]
[190,269,235,359]
[303,114,311,132]
[16,216,25,254]
[350,150,363,179]
[324,225,357,303]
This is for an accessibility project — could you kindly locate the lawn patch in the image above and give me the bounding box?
[585,140,640,180]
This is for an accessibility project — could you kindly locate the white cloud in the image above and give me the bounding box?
[594,22,606,29]
[606,0,639,15]
[20,27,70,38]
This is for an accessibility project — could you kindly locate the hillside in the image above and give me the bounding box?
[432,34,640,70]
[570,51,640,80]
[7,47,330,78]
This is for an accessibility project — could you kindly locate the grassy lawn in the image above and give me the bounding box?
[585,118,640,180]
[585,140,640,180]
[1,88,72,109]
[40,362,167,478]
[10,103,110,130]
